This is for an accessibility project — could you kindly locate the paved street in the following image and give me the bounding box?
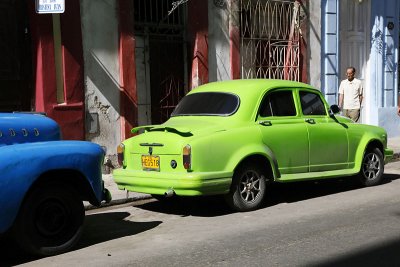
[2,160,400,266]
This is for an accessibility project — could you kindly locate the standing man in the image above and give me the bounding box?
[338,67,363,122]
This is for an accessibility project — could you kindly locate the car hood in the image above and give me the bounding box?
[0,113,61,146]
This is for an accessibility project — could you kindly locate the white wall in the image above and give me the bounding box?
[80,0,121,163]
[368,0,400,137]
[208,0,231,81]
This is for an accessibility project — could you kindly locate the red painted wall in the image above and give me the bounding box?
[188,0,209,88]
[28,0,85,140]
[229,25,240,80]
[299,0,308,83]
[118,0,138,140]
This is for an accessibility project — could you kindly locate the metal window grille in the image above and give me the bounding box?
[240,0,300,81]
[134,0,184,35]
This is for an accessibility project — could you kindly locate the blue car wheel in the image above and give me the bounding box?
[12,182,84,256]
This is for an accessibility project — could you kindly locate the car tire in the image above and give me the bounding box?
[12,183,84,256]
[225,163,267,212]
[358,147,384,187]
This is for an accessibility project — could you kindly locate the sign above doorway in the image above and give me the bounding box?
[35,0,65,14]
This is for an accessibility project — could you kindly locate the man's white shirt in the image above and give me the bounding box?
[339,78,363,109]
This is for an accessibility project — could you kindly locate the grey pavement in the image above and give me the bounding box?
[86,136,400,210]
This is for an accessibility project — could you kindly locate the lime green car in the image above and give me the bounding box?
[113,79,393,211]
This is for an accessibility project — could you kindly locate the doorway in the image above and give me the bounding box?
[0,0,33,112]
[134,0,187,125]
[339,0,370,122]
[339,0,370,82]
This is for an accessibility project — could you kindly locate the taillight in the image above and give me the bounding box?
[117,143,125,167]
[183,144,191,170]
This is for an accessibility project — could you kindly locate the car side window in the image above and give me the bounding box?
[259,90,296,117]
[299,91,327,116]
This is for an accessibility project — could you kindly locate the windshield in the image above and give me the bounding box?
[171,92,240,116]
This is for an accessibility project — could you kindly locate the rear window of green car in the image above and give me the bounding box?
[172,92,239,116]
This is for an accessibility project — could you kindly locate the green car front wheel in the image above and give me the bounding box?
[358,147,384,187]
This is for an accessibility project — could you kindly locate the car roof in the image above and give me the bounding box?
[189,79,317,97]
[185,79,319,122]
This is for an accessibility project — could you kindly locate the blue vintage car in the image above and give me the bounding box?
[0,113,111,256]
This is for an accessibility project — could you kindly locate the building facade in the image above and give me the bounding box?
[80,0,309,165]
[0,0,85,140]
[1,0,399,167]
[320,0,400,136]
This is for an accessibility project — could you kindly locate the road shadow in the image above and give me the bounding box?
[77,212,161,248]
[306,234,400,266]
[0,212,161,266]
[136,173,400,217]
[0,234,36,267]
[136,196,232,217]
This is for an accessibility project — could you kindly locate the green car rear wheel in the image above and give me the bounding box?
[225,163,267,212]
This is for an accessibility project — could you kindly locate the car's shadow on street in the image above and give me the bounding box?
[0,235,37,267]
[0,212,161,266]
[136,196,232,217]
[77,212,161,248]
[266,173,400,206]
[136,173,400,217]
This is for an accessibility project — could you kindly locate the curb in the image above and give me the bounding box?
[392,152,400,162]
[84,194,152,211]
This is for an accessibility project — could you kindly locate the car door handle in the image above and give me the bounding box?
[259,120,272,126]
[305,118,315,124]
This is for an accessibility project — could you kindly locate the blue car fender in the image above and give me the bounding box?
[0,140,105,233]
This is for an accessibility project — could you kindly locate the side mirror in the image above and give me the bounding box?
[329,104,340,115]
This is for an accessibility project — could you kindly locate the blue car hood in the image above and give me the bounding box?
[0,113,61,145]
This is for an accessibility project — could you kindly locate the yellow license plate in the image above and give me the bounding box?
[141,155,160,171]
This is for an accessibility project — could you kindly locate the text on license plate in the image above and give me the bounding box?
[141,155,160,170]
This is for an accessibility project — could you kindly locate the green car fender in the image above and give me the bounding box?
[206,126,280,182]
[224,142,281,181]
[189,124,280,180]
[353,135,385,172]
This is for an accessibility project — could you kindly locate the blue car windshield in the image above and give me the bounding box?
[171,92,240,116]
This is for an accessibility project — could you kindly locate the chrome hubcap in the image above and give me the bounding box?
[239,171,261,203]
[362,153,381,180]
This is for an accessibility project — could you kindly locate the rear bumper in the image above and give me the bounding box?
[113,169,232,196]
[384,148,394,164]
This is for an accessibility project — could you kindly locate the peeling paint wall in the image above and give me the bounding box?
[81,0,121,165]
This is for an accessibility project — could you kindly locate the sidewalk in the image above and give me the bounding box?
[85,174,151,210]
[388,136,400,160]
[87,136,400,210]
